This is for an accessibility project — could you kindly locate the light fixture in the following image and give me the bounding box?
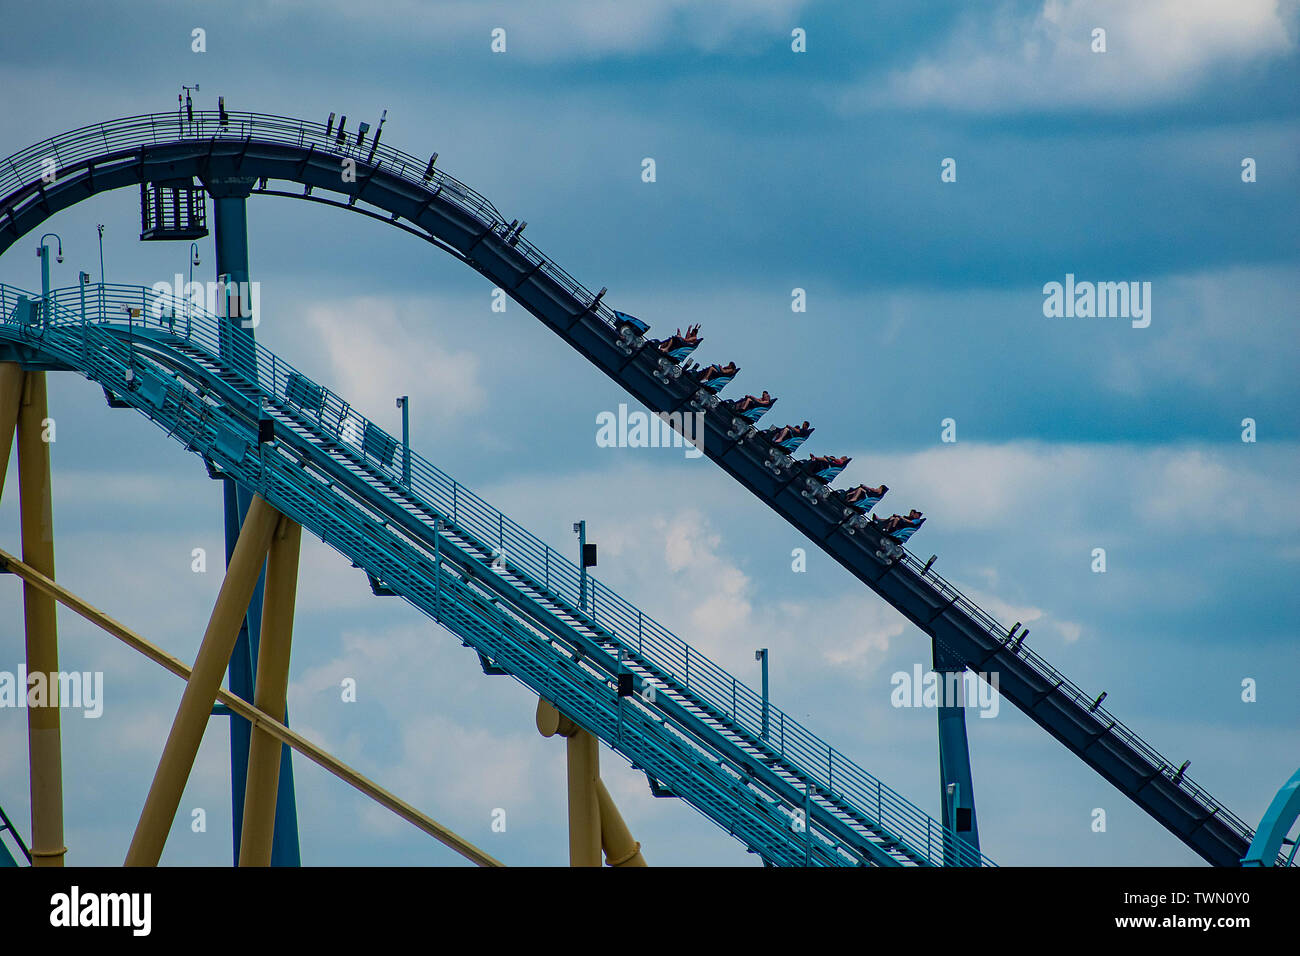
[37,233,63,263]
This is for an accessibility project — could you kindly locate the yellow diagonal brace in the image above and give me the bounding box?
[595,777,647,866]
[240,516,301,867]
[0,362,24,498]
[127,493,281,865]
[16,369,64,866]
[0,545,504,868]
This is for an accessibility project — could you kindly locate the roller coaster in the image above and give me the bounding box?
[0,108,1294,868]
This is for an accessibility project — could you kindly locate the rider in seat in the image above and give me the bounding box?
[765,421,814,452]
[840,483,888,512]
[724,391,777,422]
[652,324,703,362]
[696,361,739,392]
[802,454,851,482]
[875,510,925,542]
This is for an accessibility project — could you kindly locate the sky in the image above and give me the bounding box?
[0,0,1297,868]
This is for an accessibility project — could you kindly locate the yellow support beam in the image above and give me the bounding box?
[567,728,602,866]
[0,362,24,498]
[0,544,504,868]
[239,516,301,867]
[538,697,646,866]
[16,369,64,866]
[595,778,646,867]
[126,494,281,865]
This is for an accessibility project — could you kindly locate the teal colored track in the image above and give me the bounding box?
[0,282,991,867]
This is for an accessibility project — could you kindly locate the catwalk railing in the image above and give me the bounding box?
[0,111,617,329]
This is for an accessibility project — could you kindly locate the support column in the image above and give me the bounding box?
[594,778,646,867]
[538,698,642,867]
[566,729,602,867]
[239,517,301,866]
[0,362,25,496]
[212,189,300,866]
[16,369,64,866]
[125,495,280,866]
[933,638,980,864]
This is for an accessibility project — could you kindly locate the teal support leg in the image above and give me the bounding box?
[1242,766,1300,866]
[934,638,980,864]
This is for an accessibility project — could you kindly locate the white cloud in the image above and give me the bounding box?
[299,296,485,427]
[848,441,1300,539]
[845,0,1298,113]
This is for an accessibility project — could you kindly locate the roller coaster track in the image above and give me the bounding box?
[0,282,989,867]
[0,111,1283,866]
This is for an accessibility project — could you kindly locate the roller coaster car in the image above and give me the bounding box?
[796,455,849,503]
[649,324,703,362]
[764,421,814,453]
[613,311,649,355]
[801,454,851,483]
[723,391,777,423]
[888,518,924,542]
[696,361,739,393]
[873,512,926,543]
[841,483,888,512]
[837,484,888,533]
[614,311,649,336]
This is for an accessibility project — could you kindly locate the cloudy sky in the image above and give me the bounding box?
[0,0,1297,867]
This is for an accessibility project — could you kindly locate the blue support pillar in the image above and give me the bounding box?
[212,191,300,867]
[933,638,980,864]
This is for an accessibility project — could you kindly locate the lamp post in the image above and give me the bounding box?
[37,234,63,323]
[574,521,587,611]
[78,272,89,329]
[395,396,410,485]
[186,242,201,336]
[755,648,769,740]
[573,521,597,612]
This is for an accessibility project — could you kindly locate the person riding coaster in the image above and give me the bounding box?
[650,323,703,362]
[801,454,851,483]
[696,361,739,392]
[724,391,777,422]
[765,420,814,452]
[875,509,925,542]
[840,483,888,512]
